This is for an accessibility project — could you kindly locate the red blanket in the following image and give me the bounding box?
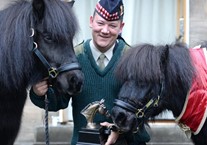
[176,47,207,135]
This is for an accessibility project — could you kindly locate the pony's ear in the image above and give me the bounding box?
[32,0,45,21]
[159,45,169,88]
[160,45,169,69]
[160,45,169,76]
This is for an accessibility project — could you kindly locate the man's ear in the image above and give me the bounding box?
[32,0,45,21]
[89,16,93,28]
[119,22,125,34]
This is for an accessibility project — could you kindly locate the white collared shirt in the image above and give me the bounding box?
[90,40,114,66]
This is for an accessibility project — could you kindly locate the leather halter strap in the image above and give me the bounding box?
[114,95,160,119]
[33,44,81,79]
[114,99,137,113]
[114,80,164,119]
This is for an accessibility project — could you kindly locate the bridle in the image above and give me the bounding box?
[114,81,165,125]
[30,28,81,79]
[114,82,164,133]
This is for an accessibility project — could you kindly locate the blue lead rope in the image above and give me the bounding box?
[45,94,50,145]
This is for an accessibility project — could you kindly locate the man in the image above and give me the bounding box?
[30,0,150,144]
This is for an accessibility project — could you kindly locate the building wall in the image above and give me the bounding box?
[189,0,207,47]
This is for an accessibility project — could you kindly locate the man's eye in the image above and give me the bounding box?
[97,22,104,25]
[110,25,116,28]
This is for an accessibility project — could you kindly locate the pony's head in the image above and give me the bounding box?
[111,43,194,132]
[0,0,84,95]
[31,0,84,95]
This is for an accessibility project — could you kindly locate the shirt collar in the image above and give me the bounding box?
[90,40,115,61]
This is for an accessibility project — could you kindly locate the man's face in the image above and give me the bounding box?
[89,13,124,52]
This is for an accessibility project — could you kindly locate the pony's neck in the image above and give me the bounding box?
[167,93,187,118]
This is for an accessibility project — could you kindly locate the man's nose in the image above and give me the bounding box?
[101,25,109,34]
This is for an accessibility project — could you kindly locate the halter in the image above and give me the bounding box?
[114,81,164,121]
[31,28,81,79]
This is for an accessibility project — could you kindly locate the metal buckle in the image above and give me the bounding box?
[136,109,144,118]
[48,67,58,78]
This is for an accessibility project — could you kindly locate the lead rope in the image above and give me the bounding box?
[45,94,50,145]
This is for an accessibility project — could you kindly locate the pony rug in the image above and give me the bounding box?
[176,46,207,137]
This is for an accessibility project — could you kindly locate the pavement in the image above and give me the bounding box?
[14,97,44,145]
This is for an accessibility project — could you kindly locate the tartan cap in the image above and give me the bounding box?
[95,0,124,21]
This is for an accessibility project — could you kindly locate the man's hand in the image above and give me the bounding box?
[100,122,119,145]
[32,78,49,96]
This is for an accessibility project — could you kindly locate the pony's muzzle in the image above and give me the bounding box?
[67,73,84,95]
[55,70,84,95]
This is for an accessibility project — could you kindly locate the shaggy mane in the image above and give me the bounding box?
[116,43,195,92]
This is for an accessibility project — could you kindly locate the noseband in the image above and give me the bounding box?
[30,28,81,79]
[114,96,160,119]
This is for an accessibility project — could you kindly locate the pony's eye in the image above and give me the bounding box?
[42,32,53,42]
[44,35,53,42]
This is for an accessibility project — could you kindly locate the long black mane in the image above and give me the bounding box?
[0,0,77,91]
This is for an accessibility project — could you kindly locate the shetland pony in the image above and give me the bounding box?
[111,43,207,145]
[0,0,83,144]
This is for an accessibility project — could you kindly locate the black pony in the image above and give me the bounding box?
[0,0,84,144]
[111,43,207,145]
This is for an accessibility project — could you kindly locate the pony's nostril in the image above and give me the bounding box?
[67,75,83,94]
[76,82,83,92]
[70,76,76,83]
[115,112,126,125]
[118,112,126,119]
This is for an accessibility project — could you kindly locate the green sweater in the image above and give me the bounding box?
[30,38,150,145]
